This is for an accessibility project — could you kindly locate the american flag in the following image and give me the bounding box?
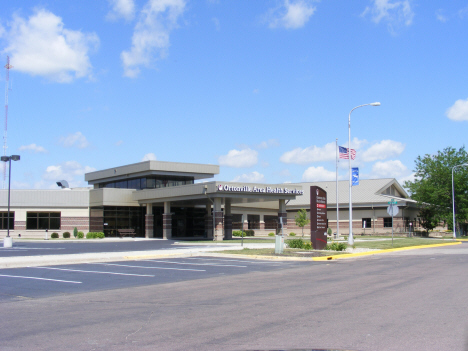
[339,146,356,160]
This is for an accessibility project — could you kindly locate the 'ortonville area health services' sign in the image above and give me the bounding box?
[217,184,304,195]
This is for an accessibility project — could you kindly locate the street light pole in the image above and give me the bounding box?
[2,155,20,248]
[452,163,468,239]
[348,103,380,246]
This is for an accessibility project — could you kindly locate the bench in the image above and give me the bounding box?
[118,229,135,238]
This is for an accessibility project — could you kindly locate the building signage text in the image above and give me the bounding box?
[217,184,303,195]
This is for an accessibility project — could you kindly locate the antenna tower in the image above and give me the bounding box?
[4,56,13,189]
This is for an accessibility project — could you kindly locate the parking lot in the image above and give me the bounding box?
[0,256,308,301]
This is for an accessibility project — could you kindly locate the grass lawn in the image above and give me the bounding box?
[352,237,455,250]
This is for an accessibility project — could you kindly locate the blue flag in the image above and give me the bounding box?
[352,167,359,186]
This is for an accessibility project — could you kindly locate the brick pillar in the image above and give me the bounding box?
[259,214,265,230]
[163,202,172,239]
[214,198,224,241]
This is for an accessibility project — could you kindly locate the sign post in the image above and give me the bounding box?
[387,200,399,247]
[310,186,328,250]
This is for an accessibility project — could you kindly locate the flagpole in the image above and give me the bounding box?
[336,138,339,239]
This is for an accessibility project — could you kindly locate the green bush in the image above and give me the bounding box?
[77,231,84,239]
[86,232,105,239]
[73,227,78,238]
[245,229,254,236]
[327,228,332,235]
[63,232,70,238]
[268,232,275,236]
[303,241,313,250]
[286,238,304,249]
[289,232,296,236]
[51,232,59,239]
[325,242,347,251]
[233,230,244,237]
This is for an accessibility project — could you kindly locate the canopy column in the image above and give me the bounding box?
[278,199,288,231]
[214,197,224,241]
[224,199,232,240]
[163,201,172,239]
[145,203,153,238]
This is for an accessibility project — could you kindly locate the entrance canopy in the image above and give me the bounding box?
[132,181,304,206]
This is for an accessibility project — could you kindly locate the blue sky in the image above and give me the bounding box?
[0,0,467,189]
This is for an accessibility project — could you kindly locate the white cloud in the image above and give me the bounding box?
[446,98,468,121]
[212,17,220,31]
[436,9,448,23]
[142,153,157,161]
[3,9,99,83]
[280,141,336,164]
[218,148,258,168]
[302,166,336,182]
[459,6,468,19]
[266,0,316,29]
[360,140,405,162]
[362,0,414,32]
[60,132,90,149]
[371,160,408,178]
[257,139,280,149]
[107,0,136,21]
[18,143,47,153]
[41,160,95,188]
[121,0,186,78]
[398,172,415,185]
[232,171,265,183]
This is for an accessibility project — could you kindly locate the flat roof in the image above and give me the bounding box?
[85,160,220,184]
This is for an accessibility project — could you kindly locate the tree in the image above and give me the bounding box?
[404,146,468,234]
[295,209,310,238]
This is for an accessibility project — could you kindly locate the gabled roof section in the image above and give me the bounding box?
[287,178,413,208]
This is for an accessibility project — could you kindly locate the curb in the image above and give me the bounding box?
[311,241,462,261]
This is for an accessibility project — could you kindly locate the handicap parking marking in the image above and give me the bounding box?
[30,266,155,277]
[0,273,81,284]
[140,259,248,268]
[90,262,207,272]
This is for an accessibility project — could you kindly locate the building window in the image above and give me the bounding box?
[383,217,393,228]
[27,212,61,230]
[362,218,372,229]
[0,212,14,230]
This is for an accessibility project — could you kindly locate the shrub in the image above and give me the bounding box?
[289,232,296,237]
[63,232,70,239]
[51,232,59,239]
[77,231,84,239]
[86,232,105,239]
[325,242,347,251]
[286,238,304,249]
[233,230,244,237]
[245,229,254,236]
[268,232,275,237]
[73,227,78,238]
[327,228,332,235]
[303,242,312,250]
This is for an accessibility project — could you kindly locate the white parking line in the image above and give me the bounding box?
[0,247,66,251]
[91,262,206,272]
[0,274,81,284]
[31,267,155,277]
[141,259,247,268]
[185,257,281,264]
